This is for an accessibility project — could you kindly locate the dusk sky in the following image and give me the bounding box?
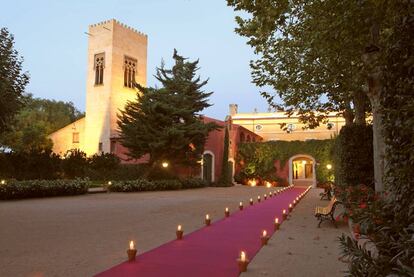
[0,0,272,120]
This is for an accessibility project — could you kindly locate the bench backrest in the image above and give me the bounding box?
[327,196,337,211]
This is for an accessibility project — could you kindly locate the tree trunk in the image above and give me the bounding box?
[353,90,367,125]
[343,107,355,126]
[363,51,385,192]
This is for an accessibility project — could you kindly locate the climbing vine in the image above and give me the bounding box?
[236,140,334,184]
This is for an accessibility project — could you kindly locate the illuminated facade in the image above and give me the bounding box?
[49,19,147,156]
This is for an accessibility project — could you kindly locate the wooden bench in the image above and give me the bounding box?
[319,183,334,200]
[315,197,341,228]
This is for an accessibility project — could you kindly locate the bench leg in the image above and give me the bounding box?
[318,217,323,228]
[331,214,337,228]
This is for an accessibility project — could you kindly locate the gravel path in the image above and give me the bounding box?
[0,186,347,277]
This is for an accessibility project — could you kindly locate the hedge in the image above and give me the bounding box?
[0,179,90,200]
[108,178,207,192]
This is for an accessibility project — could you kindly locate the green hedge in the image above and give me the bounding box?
[333,124,374,187]
[108,178,207,192]
[0,179,90,200]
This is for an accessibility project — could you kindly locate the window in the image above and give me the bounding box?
[72,132,79,143]
[98,142,103,152]
[124,56,137,88]
[255,124,263,131]
[94,53,105,85]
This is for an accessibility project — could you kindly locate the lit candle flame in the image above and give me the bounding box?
[275,218,279,224]
[240,251,246,262]
[264,194,267,197]
[239,202,243,206]
[177,225,182,231]
[250,198,253,202]
[262,230,267,237]
[258,196,261,199]
[283,209,286,214]
[129,240,135,250]
[289,204,292,208]
[206,214,209,220]
[225,207,229,212]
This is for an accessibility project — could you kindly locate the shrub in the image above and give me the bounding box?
[333,124,374,187]
[0,179,89,200]
[88,153,120,180]
[61,149,89,178]
[108,178,206,192]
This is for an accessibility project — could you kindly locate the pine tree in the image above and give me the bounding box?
[118,50,219,175]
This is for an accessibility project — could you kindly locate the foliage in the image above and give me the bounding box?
[118,50,219,177]
[237,140,333,183]
[61,149,89,179]
[0,28,29,133]
[0,95,84,152]
[107,178,206,192]
[0,150,62,180]
[0,179,89,200]
[333,124,374,187]
[88,152,120,180]
[218,126,231,186]
[337,3,414,275]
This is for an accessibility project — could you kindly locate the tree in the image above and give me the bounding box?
[0,95,84,152]
[218,126,231,185]
[0,28,29,133]
[227,0,403,191]
[118,50,219,175]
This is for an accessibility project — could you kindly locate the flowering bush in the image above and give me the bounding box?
[0,179,90,200]
[108,178,206,192]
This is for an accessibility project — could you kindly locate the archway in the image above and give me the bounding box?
[288,154,316,187]
[201,151,215,184]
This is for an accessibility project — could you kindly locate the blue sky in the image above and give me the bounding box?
[0,0,271,120]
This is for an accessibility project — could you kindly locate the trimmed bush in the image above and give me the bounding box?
[0,179,90,200]
[333,124,374,187]
[108,178,206,192]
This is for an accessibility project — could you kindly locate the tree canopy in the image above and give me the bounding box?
[0,27,29,133]
[118,50,219,172]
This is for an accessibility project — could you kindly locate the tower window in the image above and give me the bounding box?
[72,132,79,143]
[124,56,137,88]
[94,53,105,85]
[98,142,103,152]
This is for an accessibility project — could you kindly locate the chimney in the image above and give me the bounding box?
[229,104,238,116]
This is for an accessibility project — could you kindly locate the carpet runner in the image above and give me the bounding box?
[96,187,308,277]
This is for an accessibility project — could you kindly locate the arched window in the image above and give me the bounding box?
[94,53,105,85]
[240,132,245,143]
[124,57,137,88]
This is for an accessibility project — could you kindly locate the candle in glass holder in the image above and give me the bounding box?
[176,225,183,240]
[261,230,270,245]
[239,201,243,210]
[205,214,211,226]
[237,251,249,272]
[264,194,267,200]
[289,203,293,212]
[250,198,253,205]
[257,196,261,202]
[274,217,280,230]
[269,192,272,197]
[225,207,230,217]
[283,209,288,220]
[127,240,137,262]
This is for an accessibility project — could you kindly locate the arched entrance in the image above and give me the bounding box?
[288,154,316,187]
[201,151,215,184]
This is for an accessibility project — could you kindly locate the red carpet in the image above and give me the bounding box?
[96,187,307,277]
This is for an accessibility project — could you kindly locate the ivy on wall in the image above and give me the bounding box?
[236,139,334,183]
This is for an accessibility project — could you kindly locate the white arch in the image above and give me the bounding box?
[201,150,215,182]
[288,154,316,188]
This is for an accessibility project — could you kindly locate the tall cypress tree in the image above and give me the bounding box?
[218,126,231,186]
[118,50,219,175]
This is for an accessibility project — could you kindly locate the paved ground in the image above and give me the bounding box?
[0,186,347,277]
[242,189,348,277]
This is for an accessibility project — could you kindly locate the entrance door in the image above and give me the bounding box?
[203,153,213,184]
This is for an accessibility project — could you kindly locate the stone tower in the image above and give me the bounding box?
[83,19,147,155]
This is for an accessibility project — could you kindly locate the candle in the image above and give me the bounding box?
[176,225,184,240]
[225,207,230,217]
[239,202,243,210]
[127,240,137,262]
[274,217,280,230]
[262,230,267,237]
[264,194,267,200]
[250,198,253,205]
[237,251,249,272]
[283,209,288,220]
[205,214,211,226]
[257,196,261,202]
[261,230,269,245]
[289,203,293,212]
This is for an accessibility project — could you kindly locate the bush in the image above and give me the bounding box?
[108,178,206,192]
[333,124,374,187]
[61,149,89,178]
[0,179,90,200]
[88,153,120,180]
